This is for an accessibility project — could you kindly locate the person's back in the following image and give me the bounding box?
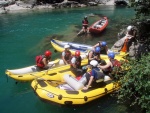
[82,60,105,90]
[36,50,52,69]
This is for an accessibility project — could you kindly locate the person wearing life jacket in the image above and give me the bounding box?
[93,41,108,54]
[82,16,89,33]
[88,46,106,65]
[126,25,136,38]
[121,25,137,52]
[70,50,83,76]
[82,60,105,90]
[62,44,72,65]
[98,52,115,75]
[36,50,52,69]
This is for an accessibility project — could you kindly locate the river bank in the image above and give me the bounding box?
[0,0,115,14]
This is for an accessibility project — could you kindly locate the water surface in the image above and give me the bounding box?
[0,6,137,113]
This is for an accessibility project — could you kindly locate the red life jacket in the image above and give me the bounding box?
[103,59,121,74]
[82,20,88,26]
[111,59,121,68]
[36,55,44,68]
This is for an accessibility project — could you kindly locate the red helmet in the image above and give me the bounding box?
[45,50,52,57]
[75,50,80,56]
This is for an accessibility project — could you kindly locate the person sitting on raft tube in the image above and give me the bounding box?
[88,46,106,65]
[36,50,52,69]
[62,44,72,65]
[93,41,108,54]
[82,60,105,90]
[70,50,83,76]
[98,52,116,75]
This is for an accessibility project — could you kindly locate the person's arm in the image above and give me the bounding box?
[71,57,76,68]
[105,45,109,54]
[62,52,68,65]
[83,76,94,90]
[132,28,137,38]
[88,51,95,61]
[92,43,99,50]
[98,62,112,70]
[42,58,48,68]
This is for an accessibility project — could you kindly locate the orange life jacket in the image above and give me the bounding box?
[121,38,128,52]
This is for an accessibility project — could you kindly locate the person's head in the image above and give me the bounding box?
[108,52,115,59]
[101,41,107,47]
[89,60,98,68]
[64,45,70,51]
[75,50,80,57]
[127,25,133,31]
[45,50,52,58]
[95,46,101,54]
[84,16,87,20]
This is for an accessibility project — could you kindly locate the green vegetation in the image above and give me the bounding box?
[115,1,150,112]
[130,0,150,19]
[116,55,150,112]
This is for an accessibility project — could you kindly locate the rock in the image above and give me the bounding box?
[0,0,9,7]
[0,7,7,14]
[88,2,98,6]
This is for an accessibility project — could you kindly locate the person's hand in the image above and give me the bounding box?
[94,56,98,59]
[97,64,100,68]
[83,86,88,90]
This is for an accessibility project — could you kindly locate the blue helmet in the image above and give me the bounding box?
[108,52,115,59]
[95,47,101,53]
[101,41,107,47]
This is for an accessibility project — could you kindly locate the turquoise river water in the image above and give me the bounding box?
[0,5,139,113]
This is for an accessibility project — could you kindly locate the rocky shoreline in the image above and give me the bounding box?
[0,0,115,14]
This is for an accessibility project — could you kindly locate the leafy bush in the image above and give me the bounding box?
[116,54,150,112]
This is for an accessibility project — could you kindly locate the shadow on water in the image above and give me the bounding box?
[34,93,143,113]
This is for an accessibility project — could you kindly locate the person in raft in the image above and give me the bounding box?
[88,46,106,65]
[93,41,108,55]
[70,50,84,76]
[98,52,122,77]
[36,50,52,69]
[62,44,72,65]
[82,60,105,90]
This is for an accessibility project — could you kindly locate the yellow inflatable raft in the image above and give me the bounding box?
[5,58,88,82]
[51,39,128,57]
[31,56,126,105]
[31,74,120,105]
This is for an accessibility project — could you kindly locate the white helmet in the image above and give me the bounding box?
[84,16,87,19]
[127,25,132,31]
[90,60,98,67]
[64,44,70,49]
